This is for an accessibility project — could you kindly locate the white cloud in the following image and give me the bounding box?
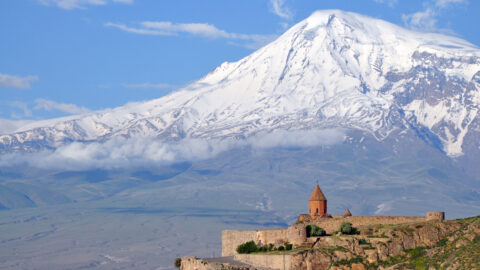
[374,202,393,215]
[270,0,293,20]
[123,83,175,90]
[34,98,91,115]
[402,8,437,30]
[37,0,133,10]
[0,129,345,170]
[0,119,33,135]
[0,73,38,89]
[105,21,276,49]
[374,0,398,7]
[434,0,467,8]
[140,22,231,38]
[10,101,32,117]
[248,129,344,149]
[402,0,467,31]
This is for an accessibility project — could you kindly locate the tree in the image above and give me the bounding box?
[174,258,182,268]
[236,241,259,254]
[306,224,326,237]
[339,222,358,235]
[306,225,312,237]
[312,225,326,236]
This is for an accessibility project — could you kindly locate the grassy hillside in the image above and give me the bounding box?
[381,216,480,270]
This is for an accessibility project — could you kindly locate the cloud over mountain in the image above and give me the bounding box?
[0,129,344,170]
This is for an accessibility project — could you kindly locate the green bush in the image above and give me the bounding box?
[285,242,293,250]
[339,222,358,235]
[306,225,312,237]
[359,239,369,245]
[268,243,274,251]
[278,245,285,251]
[174,258,181,268]
[236,241,259,254]
[258,245,268,252]
[406,247,426,259]
[306,224,326,237]
[331,257,363,266]
[436,238,448,247]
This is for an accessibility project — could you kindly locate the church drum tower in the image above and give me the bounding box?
[309,184,327,216]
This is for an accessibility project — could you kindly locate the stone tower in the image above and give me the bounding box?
[309,184,327,216]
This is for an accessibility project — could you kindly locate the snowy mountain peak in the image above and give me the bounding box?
[1,10,480,158]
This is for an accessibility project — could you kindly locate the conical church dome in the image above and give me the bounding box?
[309,185,326,201]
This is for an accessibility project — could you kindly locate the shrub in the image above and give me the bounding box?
[268,243,275,251]
[406,247,426,259]
[285,242,293,250]
[331,257,363,266]
[359,239,369,245]
[258,245,268,252]
[339,222,358,235]
[313,225,326,236]
[436,238,448,247]
[306,225,312,237]
[236,241,259,254]
[306,224,326,237]
[174,258,181,268]
[278,245,285,251]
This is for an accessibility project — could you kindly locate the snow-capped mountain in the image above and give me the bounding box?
[1,10,480,157]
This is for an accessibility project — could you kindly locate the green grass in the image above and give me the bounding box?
[331,257,363,266]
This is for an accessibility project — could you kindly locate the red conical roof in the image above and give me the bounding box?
[309,185,326,201]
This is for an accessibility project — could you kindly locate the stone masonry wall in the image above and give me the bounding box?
[222,225,307,257]
[222,216,430,256]
[256,228,288,246]
[180,257,211,270]
[222,230,257,256]
[234,254,292,270]
[286,224,307,245]
[313,216,427,234]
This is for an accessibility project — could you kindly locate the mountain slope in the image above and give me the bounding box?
[1,10,479,159]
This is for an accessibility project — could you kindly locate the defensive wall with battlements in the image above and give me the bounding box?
[222,212,445,256]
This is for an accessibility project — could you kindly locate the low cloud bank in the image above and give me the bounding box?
[0,119,34,135]
[0,128,345,170]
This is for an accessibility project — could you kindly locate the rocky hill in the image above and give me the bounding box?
[179,216,480,270]
[300,216,480,269]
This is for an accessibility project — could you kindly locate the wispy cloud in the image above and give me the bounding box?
[105,21,276,49]
[37,0,133,10]
[270,0,293,20]
[373,0,398,7]
[123,83,176,90]
[434,0,467,8]
[402,8,437,30]
[0,119,33,135]
[10,101,32,117]
[34,98,91,115]
[0,129,345,170]
[0,73,38,89]
[402,0,467,31]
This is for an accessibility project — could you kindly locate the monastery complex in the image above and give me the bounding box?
[181,185,446,270]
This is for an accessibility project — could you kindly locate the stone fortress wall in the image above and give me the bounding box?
[222,212,444,256]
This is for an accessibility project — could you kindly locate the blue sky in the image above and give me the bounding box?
[0,0,478,122]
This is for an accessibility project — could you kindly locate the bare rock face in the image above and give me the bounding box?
[290,219,463,269]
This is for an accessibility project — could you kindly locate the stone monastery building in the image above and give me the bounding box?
[222,184,445,257]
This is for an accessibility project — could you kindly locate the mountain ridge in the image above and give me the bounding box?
[1,10,479,161]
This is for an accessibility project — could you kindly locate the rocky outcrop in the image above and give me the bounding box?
[179,217,480,270]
